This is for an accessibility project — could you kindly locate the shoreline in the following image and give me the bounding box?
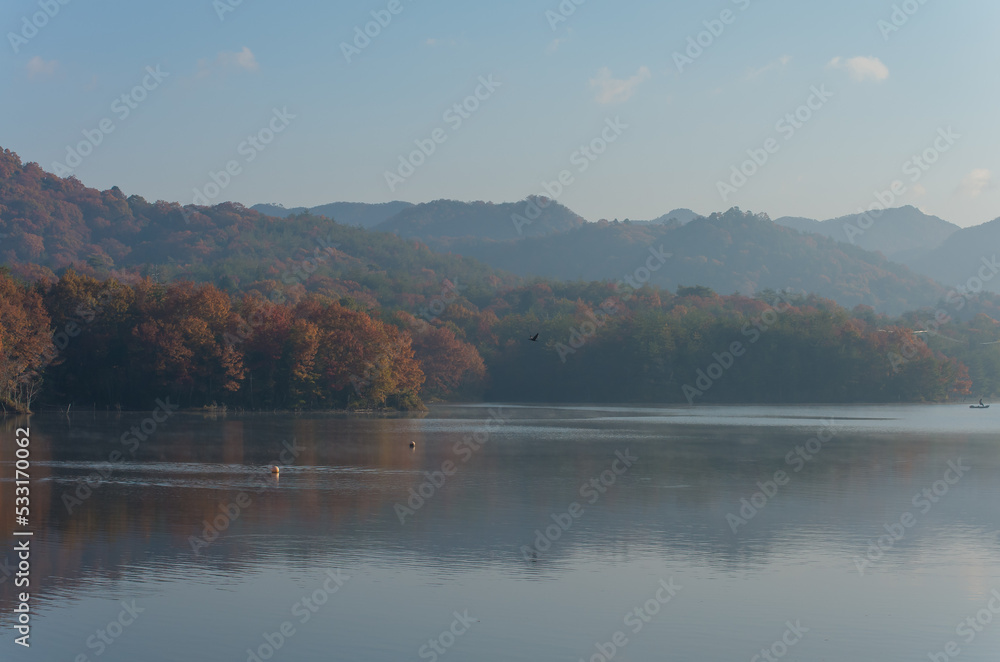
[4,398,983,418]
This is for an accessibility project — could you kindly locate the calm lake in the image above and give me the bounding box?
[2,404,999,661]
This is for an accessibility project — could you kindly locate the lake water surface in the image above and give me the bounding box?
[2,404,999,661]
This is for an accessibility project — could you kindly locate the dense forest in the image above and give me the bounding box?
[0,147,953,316]
[1,147,999,413]
[3,266,999,414]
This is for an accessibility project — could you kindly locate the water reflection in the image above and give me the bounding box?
[1,405,1000,661]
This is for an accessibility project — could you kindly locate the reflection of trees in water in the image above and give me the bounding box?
[0,416,996,615]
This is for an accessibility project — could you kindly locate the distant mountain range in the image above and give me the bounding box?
[253,197,586,246]
[2,144,997,316]
[0,148,512,308]
[771,206,1000,291]
[911,217,1000,289]
[773,206,961,264]
[255,197,996,300]
[251,201,413,228]
[454,208,946,314]
[375,197,586,244]
[635,208,703,225]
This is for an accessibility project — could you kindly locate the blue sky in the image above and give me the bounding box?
[2,0,998,226]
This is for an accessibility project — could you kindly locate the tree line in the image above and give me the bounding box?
[4,268,993,414]
[0,269,484,413]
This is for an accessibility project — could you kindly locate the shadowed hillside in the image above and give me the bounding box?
[910,217,1000,292]
[374,196,586,245]
[773,206,960,264]
[451,208,947,315]
[252,201,414,228]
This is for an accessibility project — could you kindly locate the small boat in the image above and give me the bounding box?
[970,404,990,409]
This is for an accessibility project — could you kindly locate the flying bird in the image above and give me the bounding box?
[529,333,539,342]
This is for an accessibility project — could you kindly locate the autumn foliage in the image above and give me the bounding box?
[0,271,436,411]
[1,147,998,411]
[0,268,53,412]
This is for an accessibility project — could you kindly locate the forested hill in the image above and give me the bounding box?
[3,268,992,414]
[0,147,955,315]
[773,206,960,264]
[911,217,1000,293]
[0,148,997,412]
[455,209,947,315]
[0,148,513,308]
[251,201,413,228]
[374,197,586,244]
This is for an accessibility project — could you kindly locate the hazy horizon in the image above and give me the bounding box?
[3,0,998,227]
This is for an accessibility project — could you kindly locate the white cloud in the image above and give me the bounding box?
[26,56,57,78]
[590,66,650,104]
[547,29,574,54]
[745,55,791,79]
[827,56,889,82]
[221,47,259,71]
[958,169,994,198]
[197,47,259,78]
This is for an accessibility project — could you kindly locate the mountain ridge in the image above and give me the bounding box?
[451,208,946,314]
[251,200,414,228]
[773,205,961,264]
